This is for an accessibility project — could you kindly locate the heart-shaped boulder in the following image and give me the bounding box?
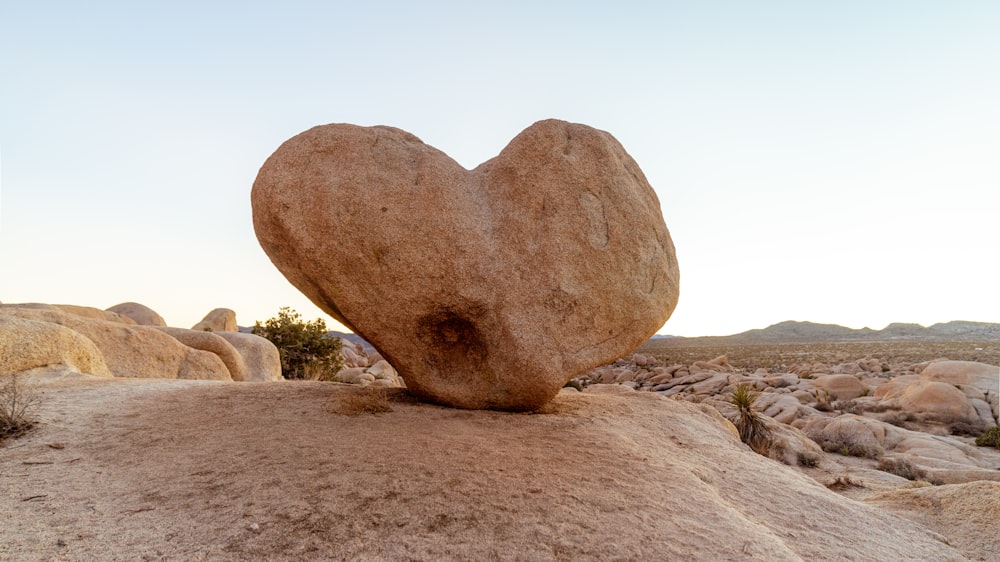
[252,119,679,410]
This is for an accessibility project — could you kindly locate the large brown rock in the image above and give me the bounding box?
[252,119,679,410]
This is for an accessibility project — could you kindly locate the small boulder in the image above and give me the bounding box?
[192,308,238,332]
[812,374,869,401]
[897,380,981,426]
[214,332,283,382]
[106,302,167,327]
[155,327,248,381]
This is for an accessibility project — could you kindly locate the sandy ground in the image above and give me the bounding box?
[0,368,988,561]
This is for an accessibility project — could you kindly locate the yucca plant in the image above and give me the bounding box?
[729,383,772,454]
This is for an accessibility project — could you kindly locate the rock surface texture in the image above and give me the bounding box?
[252,119,679,410]
[0,306,231,381]
[0,316,112,377]
[107,302,167,327]
[191,308,238,332]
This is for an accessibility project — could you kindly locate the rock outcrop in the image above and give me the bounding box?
[214,332,284,382]
[252,119,679,410]
[573,351,1000,484]
[155,327,249,382]
[0,315,112,377]
[0,306,230,381]
[106,302,167,327]
[191,308,238,332]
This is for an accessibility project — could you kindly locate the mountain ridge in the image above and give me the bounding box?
[666,320,1000,343]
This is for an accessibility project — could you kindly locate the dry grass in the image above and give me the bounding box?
[877,457,927,481]
[302,362,340,382]
[334,387,394,415]
[825,476,865,491]
[0,374,39,443]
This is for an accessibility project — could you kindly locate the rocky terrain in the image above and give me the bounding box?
[1,303,283,383]
[2,301,999,560]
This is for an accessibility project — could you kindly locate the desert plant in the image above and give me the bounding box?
[252,307,343,380]
[729,383,772,454]
[337,387,393,415]
[949,421,985,437]
[976,426,1000,449]
[303,361,339,382]
[0,374,40,442]
[881,411,911,427]
[813,389,833,412]
[833,399,864,415]
[825,476,864,491]
[877,457,927,481]
[796,450,822,468]
[818,440,883,459]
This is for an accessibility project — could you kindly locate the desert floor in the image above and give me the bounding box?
[1,368,994,561]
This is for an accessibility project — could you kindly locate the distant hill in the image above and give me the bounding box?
[239,327,377,352]
[326,330,376,352]
[664,320,1000,344]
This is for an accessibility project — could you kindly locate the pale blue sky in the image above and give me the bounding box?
[2,1,998,336]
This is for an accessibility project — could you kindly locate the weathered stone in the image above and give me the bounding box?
[192,308,238,332]
[755,393,806,425]
[54,304,137,324]
[106,302,167,327]
[155,327,248,382]
[0,315,111,377]
[214,332,283,382]
[7,303,136,325]
[0,306,229,381]
[897,380,980,425]
[919,360,999,396]
[812,374,869,401]
[339,338,368,368]
[252,119,679,410]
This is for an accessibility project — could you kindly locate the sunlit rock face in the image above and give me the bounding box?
[251,119,679,410]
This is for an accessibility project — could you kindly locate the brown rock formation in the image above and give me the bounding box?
[107,302,167,327]
[252,119,679,410]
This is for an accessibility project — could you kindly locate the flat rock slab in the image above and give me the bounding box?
[0,376,964,560]
[252,119,679,409]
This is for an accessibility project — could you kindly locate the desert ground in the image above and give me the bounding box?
[638,338,1000,371]
[2,346,998,561]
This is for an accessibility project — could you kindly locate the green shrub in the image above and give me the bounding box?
[251,307,343,380]
[976,426,1000,449]
[729,383,772,454]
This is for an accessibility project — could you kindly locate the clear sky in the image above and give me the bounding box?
[1,1,998,337]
